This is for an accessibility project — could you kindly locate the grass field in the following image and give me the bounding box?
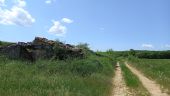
[120,62,150,96]
[0,54,115,96]
[0,41,14,47]
[129,58,170,94]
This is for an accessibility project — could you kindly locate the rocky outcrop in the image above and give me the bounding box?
[0,37,84,61]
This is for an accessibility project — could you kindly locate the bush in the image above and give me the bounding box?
[135,51,170,59]
[0,41,14,46]
[76,43,89,51]
[70,59,103,76]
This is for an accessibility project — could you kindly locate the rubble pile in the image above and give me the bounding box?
[0,37,84,61]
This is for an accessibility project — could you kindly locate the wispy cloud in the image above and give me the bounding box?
[45,0,52,4]
[45,0,56,4]
[0,0,35,26]
[142,44,154,49]
[15,0,26,7]
[61,18,73,24]
[0,0,5,6]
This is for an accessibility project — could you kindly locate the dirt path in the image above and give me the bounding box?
[112,62,127,96]
[125,62,168,96]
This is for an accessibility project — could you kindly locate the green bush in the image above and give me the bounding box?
[70,59,103,76]
[0,41,14,46]
[0,53,116,96]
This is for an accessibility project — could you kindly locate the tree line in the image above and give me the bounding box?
[105,49,170,59]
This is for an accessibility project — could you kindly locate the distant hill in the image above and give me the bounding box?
[0,41,15,47]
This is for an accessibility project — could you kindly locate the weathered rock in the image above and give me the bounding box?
[0,37,84,61]
[1,44,33,60]
[33,37,48,45]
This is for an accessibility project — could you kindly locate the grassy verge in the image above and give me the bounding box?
[129,59,170,94]
[120,61,150,96]
[0,41,14,47]
[0,54,115,96]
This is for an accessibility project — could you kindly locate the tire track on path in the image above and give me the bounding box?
[112,62,128,96]
[125,62,168,96]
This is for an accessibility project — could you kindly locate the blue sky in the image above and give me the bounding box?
[0,0,170,51]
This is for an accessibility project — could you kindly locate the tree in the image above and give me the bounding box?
[129,49,136,56]
[76,43,90,51]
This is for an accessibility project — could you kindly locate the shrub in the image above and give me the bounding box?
[70,59,103,76]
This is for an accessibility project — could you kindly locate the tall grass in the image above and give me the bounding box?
[0,41,14,46]
[120,62,150,96]
[129,59,170,94]
[0,54,115,96]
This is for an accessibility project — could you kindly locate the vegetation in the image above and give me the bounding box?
[131,50,170,59]
[103,49,170,59]
[76,43,89,51]
[129,58,170,94]
[0,41,14,47]
[1,39,170,96]
[0,52,116,96]
[120,61,150,96]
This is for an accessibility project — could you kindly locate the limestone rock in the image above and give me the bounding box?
[0,37,84,61]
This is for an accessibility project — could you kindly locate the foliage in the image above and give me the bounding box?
[0,41,14,47]
[135,51,170,59]
[53,41,84,60]
[76,43,93,57]
[114,50,170,59]
[53,43,69,60]
[120,62,150,96]
[76,43,89,50]
[0,52,116,96]
[129,59,170,94]
[129,49,136,56]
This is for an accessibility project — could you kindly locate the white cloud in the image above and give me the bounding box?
[142,44,154,48]
[48,20,67,36]
[61,18,73,24]
[0,0,5,6]
[45,0,51,4]
[48,18,73,36]
[0,0,35,26]
[45,0,56,4]
[16,0,26,7]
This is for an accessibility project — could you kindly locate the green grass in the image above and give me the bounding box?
[0,54,115,96]
[0,41,14,47]
[120,62,150,96]
[129,59,170,94]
